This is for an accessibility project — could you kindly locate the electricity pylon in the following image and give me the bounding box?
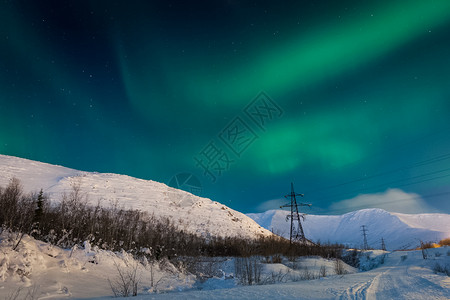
[280,183,311,244]
[361,225,369,250]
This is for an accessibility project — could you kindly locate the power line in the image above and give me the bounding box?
[325,191,450,214]
[304,128,450,189]
[311,166,450,204]
[305,152,450,195]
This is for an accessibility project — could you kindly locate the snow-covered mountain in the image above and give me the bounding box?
[0,154,271,239]
[247,208,450,250]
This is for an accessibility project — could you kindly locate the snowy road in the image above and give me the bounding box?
[118,250,450,300]
[339,265,449,299]
[130,267,449,300]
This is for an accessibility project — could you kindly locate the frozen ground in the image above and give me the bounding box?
[105,247,450,300]
[0,232,197,299]
[1,233,449,299]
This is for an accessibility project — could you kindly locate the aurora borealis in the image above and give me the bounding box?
[1,0,450,214]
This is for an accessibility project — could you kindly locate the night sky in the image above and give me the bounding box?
[1,0,450,214]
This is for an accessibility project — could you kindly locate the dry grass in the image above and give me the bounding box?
[439,238,450,246]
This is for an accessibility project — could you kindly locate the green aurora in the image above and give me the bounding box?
[1,0,450,213]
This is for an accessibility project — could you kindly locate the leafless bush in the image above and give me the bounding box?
[174,256,223,281]
[235,256,262,285]
[334,259,347,275]
[300,266,314,280]
[262,254,282,264]
[1,178,346,264]
[287,266,318,282]
[290,260,303,270]
[319,265,327,277]
[341,249,360,269]
[272,254,282,263]
[432,263,450,276]
[108,260,141,297]
[262,270,289,284]
[140,257,164,292]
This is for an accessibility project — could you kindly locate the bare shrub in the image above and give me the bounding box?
[262,270,289,284]
[235,256,262,285]
[432,263,450,276]
[108,260,141,297]
[341,249,360,269]
[272,254,282,263]
[262,254,282,264]
[319,265,327,277]
[141,257,164,292]
[334,259,347,275]
[300,266,314,280]
[173,256,223,281]
[287,266,318,282]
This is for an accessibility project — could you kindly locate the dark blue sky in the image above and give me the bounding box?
[1,0,450,214]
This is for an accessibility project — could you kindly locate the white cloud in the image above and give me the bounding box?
[328,188,435,214]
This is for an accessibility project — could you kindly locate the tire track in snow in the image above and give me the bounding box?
[338,274,378,300]
[338,265,450,300]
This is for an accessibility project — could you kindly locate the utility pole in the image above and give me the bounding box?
[280,183,311,244]
[381,238,386,251]
[361,225,369,250]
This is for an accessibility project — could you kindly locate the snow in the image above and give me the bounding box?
[98,247,449,299]
[0,154,271,239]
[1,154,449,298]
[94,247,449,299]
[1,238,447,300]
[248,208,450,250]
[0,232,357,299]
[392,212,450,234]
[0,232,197,298]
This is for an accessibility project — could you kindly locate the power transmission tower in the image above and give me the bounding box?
[381,238,386,251]
[361,225,369,250]
[280,183,311,244]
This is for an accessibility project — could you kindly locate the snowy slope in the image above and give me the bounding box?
[126,246,450,300]
[0,154,271,239]
[248,208,450,250]
[0,232,197,298]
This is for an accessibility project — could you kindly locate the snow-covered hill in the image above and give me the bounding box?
[0,154,270,239]
[247,208,450,250]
